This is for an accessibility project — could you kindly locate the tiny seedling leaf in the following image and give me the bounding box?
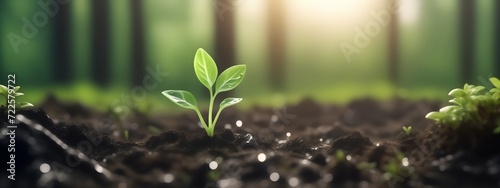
[403,126,412,135]
[162,90,198,110]
[448,89,467,97]
[469,86,485,95]
[18,102,33,108]
[490,77,500,89]
[215,65,246,93]
[219,98,242,110]
[0,85,7,96]
[336,150,345,162]
[425,112,445,121]
[194,48,218,89]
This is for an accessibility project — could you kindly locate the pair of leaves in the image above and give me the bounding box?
[162,90,242,111]
[194,48,247,94]
[0,85,21,97]
[163,48,246,111]
[402,126,412,135]
[0,85,33,108]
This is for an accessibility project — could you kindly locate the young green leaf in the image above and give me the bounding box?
[0,85,7,97]
[194,48,218,89]
[18,102,33,108]
[402,126,412,135]
[162,90,198,110]
[448,89,467,97]
[215,65,246,93]
[490,77,500,88]
[219,98,242,110]
[425,112,445,121]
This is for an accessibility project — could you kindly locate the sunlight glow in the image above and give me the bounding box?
[399,0,420,24]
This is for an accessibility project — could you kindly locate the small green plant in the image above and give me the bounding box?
[335,149,346,162]
[425,77,500,133]
[162,48,246,137]
[110,106,129,140]
[0,85,33,109]
[402,126,412,135]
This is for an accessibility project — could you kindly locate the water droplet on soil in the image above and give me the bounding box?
[402,157,409,167]
[258,153,267,162]
[236,120,243,127]
[301,159,310,165]
[375,143,380,147]
[286,132,291,137]
[346,155,352,161]
[95,164,103,173]
[163,173,174,183]
[209,161,218,170]
[39,163,50,173]
[288,177,299,187]
[319,138,323,142]
[271,115,278,122]
[270,172,280,182]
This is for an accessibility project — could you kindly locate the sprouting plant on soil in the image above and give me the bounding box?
[425,77,500,134]
[162,48,246,137]
[335,149,346,162]
[110,106,129,140]
[0,85,33,109]
[383,151,410,181]
[402,126,412,135]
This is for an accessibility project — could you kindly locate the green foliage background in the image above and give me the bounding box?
[0,0,496,112]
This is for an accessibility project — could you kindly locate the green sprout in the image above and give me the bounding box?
[402,126,412,135]
[0,85,33,109]
[162,48,246,137]
[110,106,129,140]
[425,77,500,133]
[335,149,346,162]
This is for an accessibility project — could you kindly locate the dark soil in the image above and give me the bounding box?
[1,96,500,188]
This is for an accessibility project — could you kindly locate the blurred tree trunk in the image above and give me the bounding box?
[91,0,110,86]
[267,0,285,89]
[54,2,71,84]
[388,0,399,85]
[459,0,475,84]
[130,0,145,86]
[214,0,236,98]
[495,0,500,77]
